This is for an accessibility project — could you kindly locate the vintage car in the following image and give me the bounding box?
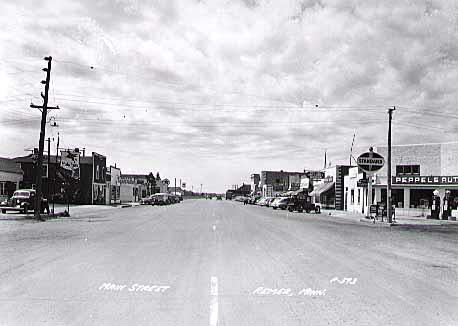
[1,189,49,214]
[152,193,170,205]
[287,192,320,213]
[140,195,155,205]
[271,197,290,210]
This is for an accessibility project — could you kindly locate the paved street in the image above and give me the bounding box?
[0,200,457,326]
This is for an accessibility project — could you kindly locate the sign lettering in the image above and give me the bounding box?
[357,150,385,173]
[393,176,458,185]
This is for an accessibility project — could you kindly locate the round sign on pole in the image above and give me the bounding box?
[357,147,385,173]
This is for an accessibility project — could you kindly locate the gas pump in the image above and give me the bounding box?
[442,190,452,220]
[430,190,440,219]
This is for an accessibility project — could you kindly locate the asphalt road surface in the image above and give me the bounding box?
[0,200,457,326]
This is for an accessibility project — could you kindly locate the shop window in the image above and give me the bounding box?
[396,165,420,175]
[392,189,404,208]
[0,183,5,196]
[410,189,433,208]
[357,189,360,204]
[351,189,354,204]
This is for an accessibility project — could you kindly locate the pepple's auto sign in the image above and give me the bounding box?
[393,176,458,185]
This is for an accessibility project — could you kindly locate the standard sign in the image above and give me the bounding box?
[357,150,385,173]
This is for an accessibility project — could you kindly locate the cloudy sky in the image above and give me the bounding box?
[1,0,458,192]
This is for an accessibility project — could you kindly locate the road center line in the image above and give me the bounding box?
[210,276,218,326]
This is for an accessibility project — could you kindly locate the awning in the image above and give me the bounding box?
[310,182,335,196]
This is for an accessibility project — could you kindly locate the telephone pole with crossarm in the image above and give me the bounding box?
[30,56,60,220]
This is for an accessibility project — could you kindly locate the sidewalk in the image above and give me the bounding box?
[0,202,142,221]
[322,209,458,227]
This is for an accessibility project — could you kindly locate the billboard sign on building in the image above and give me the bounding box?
[305,171,325,180]
[300,177,310,190]
[60,149,80,179]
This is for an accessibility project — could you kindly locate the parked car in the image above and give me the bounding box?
[266,197,276,207]
[250,196,262,204]
[256,197,266,206]
[271,197,290,210]
[1,189,49,214]
[140,195,155,205]
[287,193,320,213]
[152,193,169,205]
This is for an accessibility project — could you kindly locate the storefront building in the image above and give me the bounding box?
[0,157,23,201]
[311,165,351,210]
[14,151,108,205]
[344,167,371,215]
[106,165,121,205]
[260,170,316,197]
[345,142,458,218]
[91,153,107,205]
[251,173,260,195]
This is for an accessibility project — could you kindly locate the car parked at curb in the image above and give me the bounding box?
[271,197,290,210]
[151,193,170,205]
[1,189,49,214]
[140,195,155,205]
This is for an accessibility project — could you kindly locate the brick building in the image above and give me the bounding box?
[260,170,308,197]
[14,151,107,205]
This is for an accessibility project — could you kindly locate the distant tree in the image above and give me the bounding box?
[163,178,170,186]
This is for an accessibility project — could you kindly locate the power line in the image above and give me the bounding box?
[51,96,389,113]
[53,117,386,127]
[398,106,458,120]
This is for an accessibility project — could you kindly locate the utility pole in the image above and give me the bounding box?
[174,178,177,196]
[350,133,355,166]
[30,56,60,221]
[387,107,395,223]
[52,132,60,214]
[46,138,51,202]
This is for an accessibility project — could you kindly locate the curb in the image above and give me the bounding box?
[358,218,396,227]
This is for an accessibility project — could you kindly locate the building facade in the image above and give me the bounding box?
[311,165,351,210]
[345,142,458,218]
[344,167,370,214]
[14,151,107,205]
[91,153,107,205]
[250,173,260,195]
[260,170,309,197]
[0,157,23,202]
[106,165,121,205]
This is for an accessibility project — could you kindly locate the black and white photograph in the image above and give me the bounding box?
[0,1,457,325]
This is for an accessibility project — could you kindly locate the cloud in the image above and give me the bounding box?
[1,0,457,191]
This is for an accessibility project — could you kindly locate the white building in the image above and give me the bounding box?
[345,142,458,219]
[106,165,121,205]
